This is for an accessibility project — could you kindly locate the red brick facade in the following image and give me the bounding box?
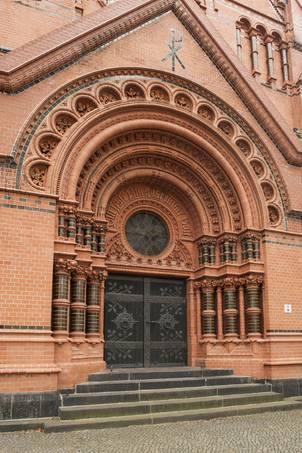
[0,0,301,392]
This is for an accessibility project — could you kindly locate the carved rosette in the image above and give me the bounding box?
[29,163,48,189]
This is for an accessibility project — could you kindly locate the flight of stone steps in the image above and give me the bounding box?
[44,367,302,432]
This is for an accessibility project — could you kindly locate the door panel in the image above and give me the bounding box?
[104,275,187,368]
[146,278,187,367]
[104,275,144,367]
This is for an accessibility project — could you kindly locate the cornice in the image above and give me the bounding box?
[0,0,173,92]
[0,0,301,167]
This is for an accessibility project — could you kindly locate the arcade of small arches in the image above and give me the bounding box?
[15,70,289,366]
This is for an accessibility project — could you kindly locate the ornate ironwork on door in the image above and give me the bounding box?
[104,275,187,367]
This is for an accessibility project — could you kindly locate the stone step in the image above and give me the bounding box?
[59,392,282,420]
[44,400,302,433]
[76,375,252,393]
[87,368,233,382]
[62,383,272,407]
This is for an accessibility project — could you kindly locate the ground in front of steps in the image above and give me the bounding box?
[1,409,302,453]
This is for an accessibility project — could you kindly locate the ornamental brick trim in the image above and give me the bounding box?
[0,0,300,166]
[12,71,289,221]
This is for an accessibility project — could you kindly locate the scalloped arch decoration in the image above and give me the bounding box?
[13,69,288,230]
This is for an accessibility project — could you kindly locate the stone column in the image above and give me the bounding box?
[280,43,289,83]
[238,283,246,340]
[58,208,67,238]
[236,26,242,60]
[216,284,223,341]
[52,259,75,337]
[86,270,101,339]
[265,36,275,82]
[99,271,107,341]
[249,30,260,77]
[223,279,239,338]
[245,275,263,338]
[194,284,202,341]
[67,208,76,239]
[70,265,87,339]
[201,280,216,338]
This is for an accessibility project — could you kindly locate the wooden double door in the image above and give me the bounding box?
[104,274,187,368]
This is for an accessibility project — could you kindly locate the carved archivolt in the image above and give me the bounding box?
[106,180,196,239]
[17,71,287,229]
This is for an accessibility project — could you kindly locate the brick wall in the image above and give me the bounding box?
[0,190,56,328]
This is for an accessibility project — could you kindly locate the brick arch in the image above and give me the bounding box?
[51,110,264,230]
[15,70,290,229]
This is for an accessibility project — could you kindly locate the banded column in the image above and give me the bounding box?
[86,270,102,339]
[249,30,260,77]
[76,217,84,245]
[93,223,107,253]
[245,275,263,338]
[199,238,216,265]
[280,43,290,84]
[70,266,87,338]
[194,284,202,341]
[241,233,261,261]
[67,208,76,239]
[223,279,239,338]
[58,208,67,237]
[238,282,246,340]
[265,36,275,82]
[52,259,75,337]
[216,284,224,340]
[236,26,242,60]
[99,271,107,340]
[220,237,237,263]
[84,222,92,248]
[201,280,216,338]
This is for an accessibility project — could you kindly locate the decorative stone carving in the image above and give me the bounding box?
[38,135,60,158]
[105,181,194,237]
[124,83,145,99]
[250,159,265,177]
[75,97,97,116]
[174,93,193,110]
[150,86,170,102]
[261,182,274,201]
[218,120,234,137]
[107,234,133,261]
[96,154,223,233]
[29,164,47,188]
[236,139,251,157]
[268,205,280,225]
[165,240,192,268]
[55,114,77,134]
[99,87,121,105]
[197,105,215,121]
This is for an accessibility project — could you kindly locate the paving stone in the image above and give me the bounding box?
[1,409,302,453]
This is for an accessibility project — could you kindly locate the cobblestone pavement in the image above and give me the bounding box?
[1,410,302,453]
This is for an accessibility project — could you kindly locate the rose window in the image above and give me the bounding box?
[125,211,169,256]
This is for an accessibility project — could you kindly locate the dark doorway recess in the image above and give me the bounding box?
[104,274,187,368]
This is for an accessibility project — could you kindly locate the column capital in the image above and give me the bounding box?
[87,268,108,283]
[54,258,77,275]
[245,274,264,287]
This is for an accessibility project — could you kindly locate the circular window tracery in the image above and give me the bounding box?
[125,211,169,256]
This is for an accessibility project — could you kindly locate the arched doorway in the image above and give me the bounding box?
[15,68,288,382]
